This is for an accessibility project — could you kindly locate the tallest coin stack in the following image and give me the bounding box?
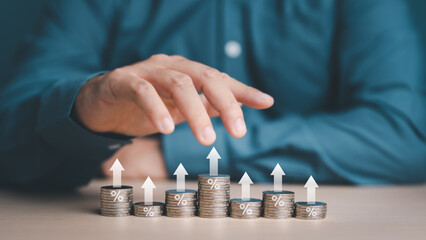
[198,174,230,218]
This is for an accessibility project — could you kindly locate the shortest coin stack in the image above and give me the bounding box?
[100,185,133,217]
[134,202,164,217]
[230,198,262,219]
[294,201,327,220]
[165,189,197,218]
[263,190,295,219]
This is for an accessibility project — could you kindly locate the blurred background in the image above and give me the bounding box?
[1,0,425,84]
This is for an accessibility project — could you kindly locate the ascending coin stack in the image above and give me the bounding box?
[99,186,327,219]
[198,174,230,218]
[230,198,262,219]
[262,190,294,219]
[165,189,198,217]
[99,159,327,220]
[100,186,133,217]
[294,201,327,220]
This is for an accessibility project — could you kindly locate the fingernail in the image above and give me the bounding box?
[201,126,216,143]
[258,92,274,103]
[160,118,174,133]
[234,118,246,136]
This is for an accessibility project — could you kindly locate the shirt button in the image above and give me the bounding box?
[108,143,121,150]
[225,41,241,58]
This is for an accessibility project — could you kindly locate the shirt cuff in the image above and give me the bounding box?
[37,71,132,164]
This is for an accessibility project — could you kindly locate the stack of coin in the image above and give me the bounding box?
[294,201,327,220]
[165,189,197,217]
[100,185,133,217]
[198,174,230,218]
[263,190,295,219]
[230,198,262,219]
[133,202,164,217]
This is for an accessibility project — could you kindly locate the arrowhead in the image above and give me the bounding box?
[109,159,124,172]
[141,176,156,189]
[173,163,188,176]
[238,172,253,185]
[206,147,221,160]
[270,163,286,176]
[304,176,319,188]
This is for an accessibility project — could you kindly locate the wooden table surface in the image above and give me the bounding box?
[1,179,425,240]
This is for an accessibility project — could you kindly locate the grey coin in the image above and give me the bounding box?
[295,201,327,207]
[134,202,164,206]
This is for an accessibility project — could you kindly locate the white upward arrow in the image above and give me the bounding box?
[141,176,156,205]
[238,172,253,200]
[206,147,221,175]
[110,159,124,188]
[173,163,188,192]
[271,163,286,192]
[304,176,319,204]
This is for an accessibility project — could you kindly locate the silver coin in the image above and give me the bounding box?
[199,214,228,218]
[134,202,164,207]
[295,201,327,206]
[264,215,292,219]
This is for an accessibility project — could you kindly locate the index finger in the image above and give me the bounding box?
[164,60,248,137]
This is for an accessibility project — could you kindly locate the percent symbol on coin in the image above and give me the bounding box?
[143,207,155,217]
[239,203,253,215]
[306,207,317,216]
[174,194,188,206]
[111,190,124,202]
[271,195,285,207]
[207,178,221,190]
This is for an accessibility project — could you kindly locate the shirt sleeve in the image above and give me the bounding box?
[162,0,426,184]
[0,0,131,189]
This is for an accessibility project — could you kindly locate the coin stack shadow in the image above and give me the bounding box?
[100,185,133,217]
[229,198,262,219]
[198,174,230,218]
[133,202,164,217]
[165,189,197,217]
[294,201,327,220]
[262,190,295,219]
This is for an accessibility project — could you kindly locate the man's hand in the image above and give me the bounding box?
[75,54,274,145]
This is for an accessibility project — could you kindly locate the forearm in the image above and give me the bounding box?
[0,0,125,188]
[0,72,132,189]
[163,104,426,184]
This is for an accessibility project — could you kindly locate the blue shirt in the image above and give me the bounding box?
[0,0,425,188]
